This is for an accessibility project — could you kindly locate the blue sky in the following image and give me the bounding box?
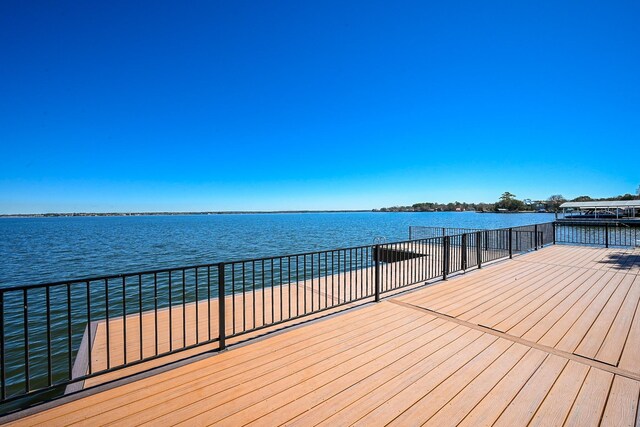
[1,1,638,213]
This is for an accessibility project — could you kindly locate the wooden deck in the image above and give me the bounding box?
[5,245,640,426]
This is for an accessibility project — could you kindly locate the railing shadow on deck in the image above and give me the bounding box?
[596,252,640,271]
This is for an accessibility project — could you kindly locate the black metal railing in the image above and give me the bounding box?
[0,221,554,412]
[224,246,377,340]
[408,223,553,255]
[0,264,223,413]
[555,222,640,248]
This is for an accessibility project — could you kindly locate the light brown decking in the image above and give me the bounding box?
[5,245,640,426]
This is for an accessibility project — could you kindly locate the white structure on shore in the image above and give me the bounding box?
[559,200,640,219]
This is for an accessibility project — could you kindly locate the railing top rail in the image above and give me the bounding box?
[408,225,484,231]
[409,222,552,231]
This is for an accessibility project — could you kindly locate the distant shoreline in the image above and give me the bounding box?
[0,210,375,218]
[0,210,551,218]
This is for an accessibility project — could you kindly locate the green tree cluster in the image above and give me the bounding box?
[495,192,526,211]
[377,186,640,213]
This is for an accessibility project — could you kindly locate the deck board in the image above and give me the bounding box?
[601,376,640,426]
[401,245,640,375]
[492,354,569,426]
[563,368,614,427]
[456,348,549,426]
[4,244,640,426]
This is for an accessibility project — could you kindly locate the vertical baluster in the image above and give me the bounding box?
[337,251,341,305]
[154,273,158,356]
[462,234,467,270]
[252,260,256,328]
[182,269,186,348]
[138,275,143,361]
[318,252,322,307]
[279,258,283,322]
[23,289,30,393]
[218,263,226,351]
[231,264,235,335]
[324,252,328,307]
[67,284,72,379]
[393,243,397,289]
[310,254,314,311]
[207,266,212,341]
[303,255,307,314]
[359,248,363,299]
[443,237,450,280]
[242,262,246,331]
[105,279,111,369]
[368,246,373,295]
[349,249,354,300]
[195,267,199,344]
[46,286,52,386]
[122,276,127,365]
[262,259,265,325]
[295,256,300,317]
[287,256,292,317]
[168,272,173,352]
[86,282,93,374]
[343,249,347,297]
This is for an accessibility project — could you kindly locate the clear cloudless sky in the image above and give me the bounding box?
[1,0,639,213]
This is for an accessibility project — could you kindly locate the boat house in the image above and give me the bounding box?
[560,200,640,221]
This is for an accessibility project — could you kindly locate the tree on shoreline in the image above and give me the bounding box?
[547,194,566,211]
[376,190,639,213]
[495,192,525,212]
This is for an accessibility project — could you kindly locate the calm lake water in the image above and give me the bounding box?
[0,212,555,287]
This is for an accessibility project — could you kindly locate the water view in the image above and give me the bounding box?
[0,212,555,287]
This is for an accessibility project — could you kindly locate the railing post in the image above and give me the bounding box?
[409,227,412,240]
[218,262,226,351]
[443,236,450,280]
[374,245,381,302]
[534,224,538,250]
[508,228,513,258]
[605,224,609,248]
[476,231,482,269]
[461,233,467,270]
[552,222,556,245]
